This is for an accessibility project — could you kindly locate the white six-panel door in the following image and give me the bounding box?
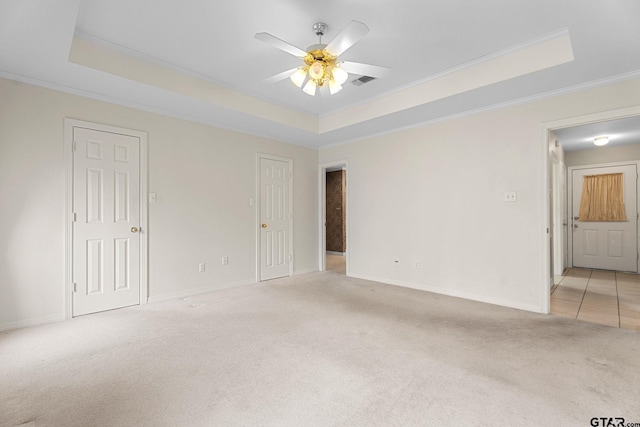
[260,157,291,281]
[571,164,638,272]
[73,127,141,315]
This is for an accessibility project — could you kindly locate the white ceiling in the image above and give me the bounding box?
[554,115,640,152]
[1,0,640,148]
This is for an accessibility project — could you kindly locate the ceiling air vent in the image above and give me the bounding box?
[352,76,376,86]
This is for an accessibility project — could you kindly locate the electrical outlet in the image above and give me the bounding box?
[222,256,228,265]
[504,192,517,202]
[415,262,421,269]
[198,262,206,272]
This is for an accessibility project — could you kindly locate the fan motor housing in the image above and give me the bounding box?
[306,43,327,55]
[312,22,328,36]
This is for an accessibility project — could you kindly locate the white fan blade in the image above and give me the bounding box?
[255,32,308,58]
[341,61,391,79]
[325,21,369,57]
[264,68,299,83]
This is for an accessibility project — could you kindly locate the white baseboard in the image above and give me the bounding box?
[0,313,66,333]
[294,268,318,275]
[349,274,543,314]
[147,278,256,303]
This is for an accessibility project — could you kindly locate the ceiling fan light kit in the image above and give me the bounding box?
[255,21,390,97]
[295,45,343,96]
[290,68,307,87]
[303,79,317,96]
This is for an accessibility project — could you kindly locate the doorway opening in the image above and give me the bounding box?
[319,161,349,275]
[543,108,640,331]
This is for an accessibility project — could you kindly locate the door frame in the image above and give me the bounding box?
[255,153,294,282]
[552,158,568,275]
[541,105,640,314]
[318,160,349,274]
[567,161,640,271]
[64,118,148,319]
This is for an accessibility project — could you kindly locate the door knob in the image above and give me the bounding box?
[573,224,578,228]
[261,224,267,228]
[574,216,579,220]
[131,227,139,233]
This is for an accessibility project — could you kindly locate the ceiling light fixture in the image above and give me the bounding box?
[332,66,348,85]
[594,136,610,146]
[329,79,343,95]
[302,79,317,96]
[290,68,307,88]
[291,23,345,96]
[256,21,390,97]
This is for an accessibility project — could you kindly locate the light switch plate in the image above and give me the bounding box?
[504,192,517,202]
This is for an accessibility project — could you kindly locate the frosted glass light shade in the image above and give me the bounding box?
[329,79,343,95]
[594,136,609,146]
[303,79,317,96]
[290,68,307,88]
[332,66,348,85]
[308,61,325,80]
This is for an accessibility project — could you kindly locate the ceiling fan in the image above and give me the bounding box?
[255,21,390,96]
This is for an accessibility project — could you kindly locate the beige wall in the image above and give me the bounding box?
[565,142,640,167]
[0,78,318,329]
[4,73,640,328]
[320,77,640,313]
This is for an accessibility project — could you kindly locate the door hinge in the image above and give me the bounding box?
[72,212,77,222]
[288,254,292,261]
[73,283,78,292]
[72,141,77,152]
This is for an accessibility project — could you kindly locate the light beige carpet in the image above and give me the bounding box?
[2,271,640,426]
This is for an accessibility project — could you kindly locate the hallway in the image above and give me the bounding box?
[325,253,346,275]
[551,268,640,331]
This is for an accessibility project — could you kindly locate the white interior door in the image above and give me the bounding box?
[260,157,291,281]
[73,127,141,316]
[562,165,569,271]
[571,164,637,272]
[552,160,567,275]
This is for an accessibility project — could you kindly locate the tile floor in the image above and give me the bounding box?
[551,268,640,331]
[326,253,346,274]
[326,256,640,332]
